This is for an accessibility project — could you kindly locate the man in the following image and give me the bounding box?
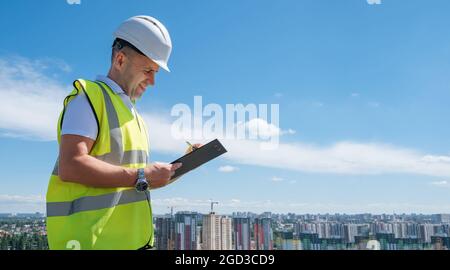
[46,15,195,250]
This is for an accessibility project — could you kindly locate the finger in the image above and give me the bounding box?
[171,162,182,170]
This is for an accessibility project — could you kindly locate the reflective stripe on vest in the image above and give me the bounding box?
[47,189,150,217]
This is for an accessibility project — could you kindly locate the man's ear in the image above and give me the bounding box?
[113,51,126,70]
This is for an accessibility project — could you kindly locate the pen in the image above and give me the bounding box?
[186,141,198,150]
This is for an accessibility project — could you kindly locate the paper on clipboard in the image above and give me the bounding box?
[169,139,227,182]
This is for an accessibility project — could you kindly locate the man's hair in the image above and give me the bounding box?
[111,38,145,63]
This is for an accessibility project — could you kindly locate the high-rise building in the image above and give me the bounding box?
[174,212,199,250]
[406,223,420,238]
[324,223,333,239]
[432,214,450,224]
[202,214,220,250]
[233,217,251,250]
[329,222,344,238]
[295,222,320,236]
[393,222,408,239]
[343,224,358,243]
[419,224,434,243]
[154,215,174,250]
[196,225,202,250]
[254,217,273,250]
[202,214,232,250]
[221,216,232,250]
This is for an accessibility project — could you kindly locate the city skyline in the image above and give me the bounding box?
[153,211,450,250]
[2,212,450,250]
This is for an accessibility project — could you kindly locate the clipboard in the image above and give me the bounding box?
[169,139,227,181]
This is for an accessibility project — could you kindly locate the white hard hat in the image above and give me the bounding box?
[114,15,172,72]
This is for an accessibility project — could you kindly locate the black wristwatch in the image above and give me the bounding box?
[135,168,149,192]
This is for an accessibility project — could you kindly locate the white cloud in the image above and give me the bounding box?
[245,118,281,138]
[218,165,239,173]
[271,176,284,182]
[271,177,296,184]
[151,197,208,208]
[151,197,283,213]
[0,194,45,213]
[281,128,296,135]
[67,0,81,4]
[221,139,450,177]
[241,118,295,138]
[351,93,360,98]
[422,155,450,163]
[0,57,71,140]
[0,194,45,203]
[430,180,450,187]
[33,58,72,73]
[367,0,381,5]
[3,56,450,178]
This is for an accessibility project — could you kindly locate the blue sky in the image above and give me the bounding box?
[1,0,450,214]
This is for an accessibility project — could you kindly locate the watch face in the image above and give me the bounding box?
[136,179,148,192]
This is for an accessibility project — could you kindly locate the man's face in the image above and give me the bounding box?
[117,48,160,100]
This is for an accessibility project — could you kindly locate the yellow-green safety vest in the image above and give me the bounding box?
[46,79,153,250]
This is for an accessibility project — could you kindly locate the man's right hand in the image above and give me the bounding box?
[144,162,182,189]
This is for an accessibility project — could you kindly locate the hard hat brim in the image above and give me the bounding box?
[153,59,170,72]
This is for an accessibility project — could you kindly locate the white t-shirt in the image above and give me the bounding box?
[61,75,136,140]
